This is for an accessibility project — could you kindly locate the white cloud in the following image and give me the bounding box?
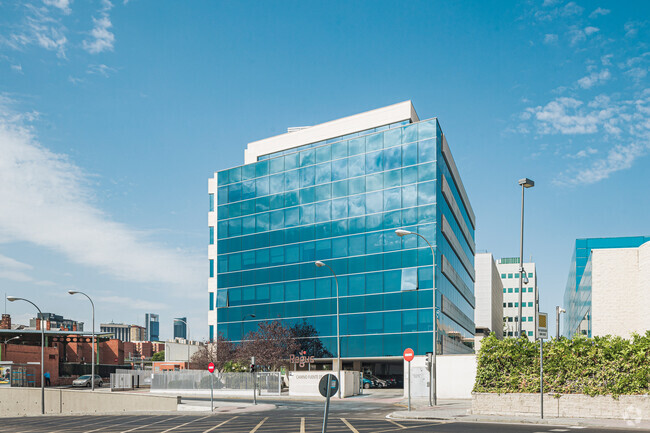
[0,96,202,288]
[566,147,598,158]
[544,34,558,44]
[589,7,610,19]
[87,63,116,77]
[83,16,114,54]
[624,22,641,38]
[82,1,115,54]
[4,4,70,58]
[43,0,72,15]
[542,0,561,6]
[601,54,613,66]
[577,69,611,89]
[526,97,614,134]
[556,142,646,185]
[11,64,23,73]
[584,26,599,36]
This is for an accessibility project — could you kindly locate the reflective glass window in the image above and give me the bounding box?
[332,180,348,198]
[285,207,299,227]
[300,166,315,187]
[348,194,365,217]
[366,150,383,174]
[332,237,348,258]
[331,141,347,159]
[315,201,331,222]
[367,132,383,151]
[366,173,382,192]
[315,145,331,164]
[269,174,284,192]
[300,149,314,167]
[348,155,365,177]
[242,180,255,200]
[332,198,348,219]
[285,153,299,170]
[384,187,401,211]
[366,191,383,214]
[418,162,435,182]
[418,139,436,163]
[332,158,348,181]
[242,164,256,180]
[418,181,436,205]
[285,170,299,191]
[315,162,331,185]
[348,137,365,156]
[269,157,284,174]
[256,213,269,232]
[383,146,401,171]
[401,268,418,291]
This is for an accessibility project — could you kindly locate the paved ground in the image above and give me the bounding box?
[0,394,642,433]
[0,412,633,433]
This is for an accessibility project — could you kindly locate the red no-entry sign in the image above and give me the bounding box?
[208,362,215,373]
[403,348,415,362]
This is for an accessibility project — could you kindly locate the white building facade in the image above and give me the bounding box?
[474,253,504,339]
[496,258,538,338]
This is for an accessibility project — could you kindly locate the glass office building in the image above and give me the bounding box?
[563,236,650,338]
[208,102,476,360]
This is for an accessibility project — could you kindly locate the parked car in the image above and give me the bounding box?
[377,375,397,387]
[361,376,374,389]
[368,374,387,388]
[72,374,103,388]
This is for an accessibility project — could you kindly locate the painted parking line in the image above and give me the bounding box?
[159,415,211,432]
[340,418,360,433]
[249,417,268,433]
[300,417,305,433]
[201,416,239,433]
[83,416,147,433]
[120,416,183,433]
[386,419,406,429]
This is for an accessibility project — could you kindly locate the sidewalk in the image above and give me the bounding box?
[388,398,650,430]
[178,399,276,414]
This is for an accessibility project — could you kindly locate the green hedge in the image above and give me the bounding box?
[473,332,650,397]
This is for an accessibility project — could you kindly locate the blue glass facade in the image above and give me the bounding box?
[563,236,650,337]
[211,116,475,358]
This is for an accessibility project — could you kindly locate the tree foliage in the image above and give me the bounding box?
[235,320,299,371]
[151,351,165,362]
[474,332,650,397]
[292,320,333,358]
[189,334,234,372]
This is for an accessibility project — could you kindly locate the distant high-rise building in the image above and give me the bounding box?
[100,322,131,341]
[145,313,160,341]
[130,325,146,342]
[173,317,187,340]
[496,258,539,339]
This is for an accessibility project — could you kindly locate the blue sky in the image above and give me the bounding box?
[0,0,648,339]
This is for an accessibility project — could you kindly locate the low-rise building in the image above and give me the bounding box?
[474,253,504,349]
[496,258,539,338]
[563,236,650,338]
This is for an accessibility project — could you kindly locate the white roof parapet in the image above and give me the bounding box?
[244,101,419,164]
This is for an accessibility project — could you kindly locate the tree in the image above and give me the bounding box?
[189,334,235,372]
[235,321,299,371]
[151,351,165,361]
[292,320,332,358]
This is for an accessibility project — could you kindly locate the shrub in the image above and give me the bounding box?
[473,332,650,397]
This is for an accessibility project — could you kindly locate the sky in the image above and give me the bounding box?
[0,0,648,340]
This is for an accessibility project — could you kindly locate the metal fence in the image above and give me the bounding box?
[110,369,152,391]
[151,371,281,395]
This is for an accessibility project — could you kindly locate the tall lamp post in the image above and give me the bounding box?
[68,290,95,390]
[7,296,45,414]
[556,307,566,339]
[174,318,190,366]
[315,260,341,399]
[395,229,437,406]
[517,178,535,338]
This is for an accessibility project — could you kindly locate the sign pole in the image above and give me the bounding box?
[537,312,548,420]
[408,361,411,412]
[321,374,332,433]
[207,362,215,412]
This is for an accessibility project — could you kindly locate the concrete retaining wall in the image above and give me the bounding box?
[472,392,650,421]
[0,388,179,416]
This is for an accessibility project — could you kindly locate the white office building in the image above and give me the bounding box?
[496,258,538,338]
[474,253,504,342]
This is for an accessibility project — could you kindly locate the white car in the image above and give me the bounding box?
[72,374,103,388]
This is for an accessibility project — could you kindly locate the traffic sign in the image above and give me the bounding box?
[208,362,215,373]
[318,374,339,398]
[403,348,414,362]
[538,312,548,339]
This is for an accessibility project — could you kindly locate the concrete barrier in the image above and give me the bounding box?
[0,388,179,416]
[472,392,650,421]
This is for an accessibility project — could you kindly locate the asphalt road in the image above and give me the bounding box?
[0,404,633,433]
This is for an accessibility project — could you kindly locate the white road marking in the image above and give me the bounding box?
[201,416,238,433]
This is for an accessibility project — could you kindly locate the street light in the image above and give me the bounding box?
[395,229,437,406]
[68,290,95,391]
[2,336,20,345]
[173,318,190,365]
[315,260,341,399]
[556,306,566,339]
[517,178,534,338]
[7,296,45,414]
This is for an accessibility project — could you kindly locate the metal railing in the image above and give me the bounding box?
[151,371,281,395]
